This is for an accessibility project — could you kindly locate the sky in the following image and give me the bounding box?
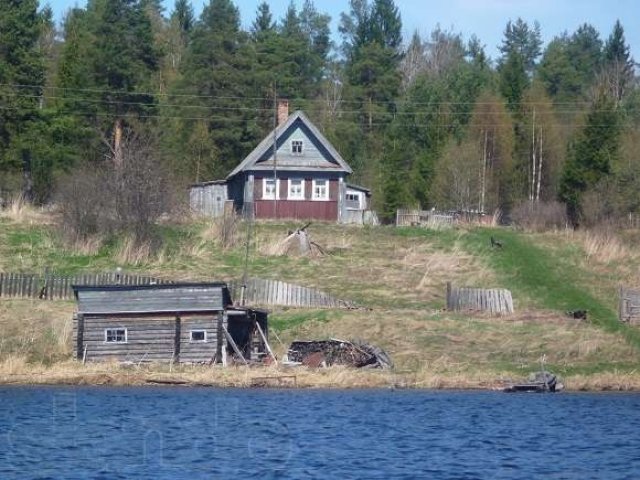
[48,0,638,62]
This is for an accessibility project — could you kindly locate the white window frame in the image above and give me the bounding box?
[312,179,329,201]
[288,178,305,200]
[104,328,127,344]
[190,330,207,343]
[262,178,280,200]
[345,192,362,210]
[291,140,304,155]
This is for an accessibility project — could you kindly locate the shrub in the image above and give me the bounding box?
[56,132,180,250]
[511,200,568,232]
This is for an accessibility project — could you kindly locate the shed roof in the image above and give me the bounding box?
[73,283,231,315]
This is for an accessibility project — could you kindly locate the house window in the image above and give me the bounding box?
[263,178,279,200]
[313,179,329,200]
[105,328,127,343]
[190,330,207,343]
[288,179,305,200]
[291,140,304,155]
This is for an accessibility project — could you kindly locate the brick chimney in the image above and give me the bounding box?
[277,99,289,125]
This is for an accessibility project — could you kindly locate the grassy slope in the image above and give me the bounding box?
[2,210,640,388]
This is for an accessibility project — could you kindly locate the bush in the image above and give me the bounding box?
[511,201,568,232]
[56,133,180,249]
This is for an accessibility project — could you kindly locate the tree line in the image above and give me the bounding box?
[1,0,638,227]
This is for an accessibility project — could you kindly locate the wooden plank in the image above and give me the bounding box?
[256,322,277,364]
[222,324,248,365]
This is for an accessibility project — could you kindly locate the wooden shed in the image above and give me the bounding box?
[72,283,270,364]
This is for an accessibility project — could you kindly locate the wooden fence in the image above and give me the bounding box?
[396,209,455,228]
[446,283,514,316]
[0,272,170,300]
[0,272,357,309]
[619,287,640,325]
[229,278,358,309]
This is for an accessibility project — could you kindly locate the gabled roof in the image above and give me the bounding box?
[227,110,352,179]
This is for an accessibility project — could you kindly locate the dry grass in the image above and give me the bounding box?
[272,307,640,379]
[580,230,631,264]
[115,235,153,265]
[66,235,103,255]
[2,360,640,391]
[0,195,54,225]
[2,217,640,391]
[0,299,74,363]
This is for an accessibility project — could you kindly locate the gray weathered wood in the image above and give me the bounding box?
[446,284,514,316]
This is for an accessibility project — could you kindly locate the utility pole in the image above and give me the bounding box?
[272,83,278,219]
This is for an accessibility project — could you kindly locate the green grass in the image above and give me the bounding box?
[269,310,332,332]
[457,227,640,350]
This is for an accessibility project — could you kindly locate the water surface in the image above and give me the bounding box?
[0,387,639,479]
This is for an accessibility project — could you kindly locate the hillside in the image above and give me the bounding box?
[2,206,640,390]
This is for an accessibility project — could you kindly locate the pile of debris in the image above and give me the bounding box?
[286,338,393,369]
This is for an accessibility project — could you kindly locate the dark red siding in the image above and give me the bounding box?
[255,200,338,221]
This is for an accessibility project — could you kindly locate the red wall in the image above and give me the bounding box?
[255,200,338,221]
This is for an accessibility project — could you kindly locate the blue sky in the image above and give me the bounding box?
[48,0,638,62]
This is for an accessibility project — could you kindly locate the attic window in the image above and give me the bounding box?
[291,140,304,155]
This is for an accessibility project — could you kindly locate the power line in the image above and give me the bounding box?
[2,91,634,118]
[0,82,606,107]
[0,105,628,128]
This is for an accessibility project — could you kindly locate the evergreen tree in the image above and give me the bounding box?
[340,0,402,129]
[0,0,47,199]
[559,90,622,222]
[538,25,603,104]
[174,0,254,178]
[498,19,541,109]
[601,20,634,103]
[251,2,275,36]
[498,18,542,75]
[166,0,194,73]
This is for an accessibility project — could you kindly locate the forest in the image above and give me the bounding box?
[0,0,638,230]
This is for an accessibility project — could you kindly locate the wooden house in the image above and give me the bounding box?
[190,101,376,224]
[72,283,269,364]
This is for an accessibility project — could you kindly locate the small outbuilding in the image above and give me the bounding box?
[72,283,270,364]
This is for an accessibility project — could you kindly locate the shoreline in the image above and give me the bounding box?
[1,362,639,392]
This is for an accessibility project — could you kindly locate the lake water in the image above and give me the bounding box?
[0,387,639,479]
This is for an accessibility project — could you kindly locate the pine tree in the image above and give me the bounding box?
[174,0,254,178]
[340,0,402,129]
[0,0,47,199]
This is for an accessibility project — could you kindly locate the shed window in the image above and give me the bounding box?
[291,140,304,155]
[345,192,362,209]
[288,179,305,200]
[312,179,329,200]
[105,328,127,343]
[190,330,207,342]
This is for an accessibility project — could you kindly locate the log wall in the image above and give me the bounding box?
[78,313,222,363]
